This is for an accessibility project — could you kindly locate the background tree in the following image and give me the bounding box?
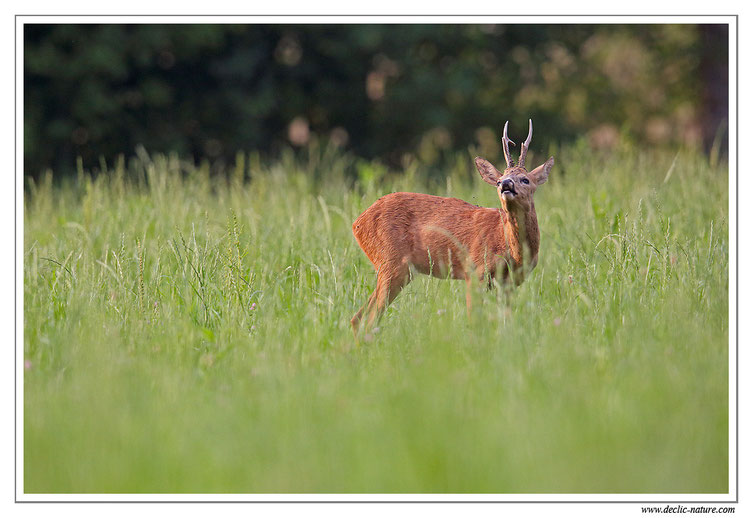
[24,23,728,177]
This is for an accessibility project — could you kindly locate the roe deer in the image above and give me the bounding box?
[350,119,554,338]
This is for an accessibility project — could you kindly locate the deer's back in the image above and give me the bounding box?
[352,192,503,277]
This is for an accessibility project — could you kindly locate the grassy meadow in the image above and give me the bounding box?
[23,140,729,493]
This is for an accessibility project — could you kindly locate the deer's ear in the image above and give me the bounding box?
[474,157,502,186]
[530,156,554,185]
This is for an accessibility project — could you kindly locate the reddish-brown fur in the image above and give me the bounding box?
[350,123,554,337]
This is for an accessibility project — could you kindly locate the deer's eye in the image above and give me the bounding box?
[521,178,530,184]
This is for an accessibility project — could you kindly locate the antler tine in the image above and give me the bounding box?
[501,121,516,168]
[518,119,533,167]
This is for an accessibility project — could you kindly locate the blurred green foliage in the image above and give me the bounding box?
[24,23,728,176]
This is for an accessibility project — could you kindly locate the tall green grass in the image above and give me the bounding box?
[24,141,728,493]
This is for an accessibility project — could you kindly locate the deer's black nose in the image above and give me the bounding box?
[501,178,514,191]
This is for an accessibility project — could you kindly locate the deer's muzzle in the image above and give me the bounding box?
[500,178,516,196]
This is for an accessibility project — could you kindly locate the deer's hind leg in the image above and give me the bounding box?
[351,291,376,338]
[351,259,411,339]
[464,275,473,320]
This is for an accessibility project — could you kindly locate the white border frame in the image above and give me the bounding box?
[15,14,738,505]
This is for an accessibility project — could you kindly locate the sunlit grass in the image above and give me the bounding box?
[24,141,728,493]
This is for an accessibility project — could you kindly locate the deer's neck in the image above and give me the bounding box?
[500,203,540,268]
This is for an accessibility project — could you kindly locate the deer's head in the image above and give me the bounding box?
[475,119,554,211]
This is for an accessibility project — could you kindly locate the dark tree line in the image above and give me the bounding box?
[24,23,728,176]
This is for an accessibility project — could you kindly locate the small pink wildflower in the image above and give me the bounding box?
[553,317,562,326]
[251,302,257,310]
[24,360,32,370]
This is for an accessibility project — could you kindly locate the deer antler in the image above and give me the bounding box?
[518,119,533,167]
[501,121,516,168]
